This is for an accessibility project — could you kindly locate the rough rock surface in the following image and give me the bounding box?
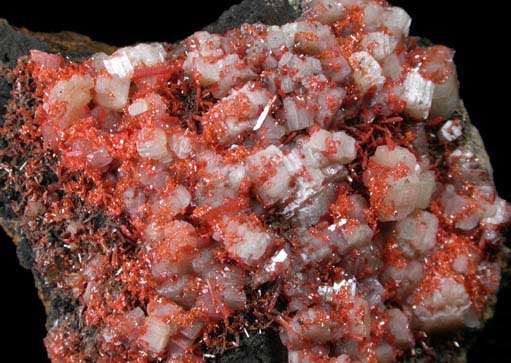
[204,0,301,34]
[0,1,508,363]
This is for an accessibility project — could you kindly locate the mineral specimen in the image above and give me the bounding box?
[0,1,509,363]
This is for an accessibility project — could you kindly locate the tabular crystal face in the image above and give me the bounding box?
[1,1,509,363]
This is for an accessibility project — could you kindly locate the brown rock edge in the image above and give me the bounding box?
[0,1,508,362]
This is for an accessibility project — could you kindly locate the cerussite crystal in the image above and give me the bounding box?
[2,1,509,362]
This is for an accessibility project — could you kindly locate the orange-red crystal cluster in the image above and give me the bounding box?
[16,1,510,363]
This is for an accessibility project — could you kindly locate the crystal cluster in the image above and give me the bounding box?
[18,1,509,362]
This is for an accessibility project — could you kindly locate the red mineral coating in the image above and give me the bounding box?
[3,1,509,362]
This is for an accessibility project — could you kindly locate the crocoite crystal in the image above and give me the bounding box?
[7,0,510,362]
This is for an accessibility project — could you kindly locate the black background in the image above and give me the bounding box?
[1,1,509,362]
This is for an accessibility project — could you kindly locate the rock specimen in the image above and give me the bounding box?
[0,1,509,363]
